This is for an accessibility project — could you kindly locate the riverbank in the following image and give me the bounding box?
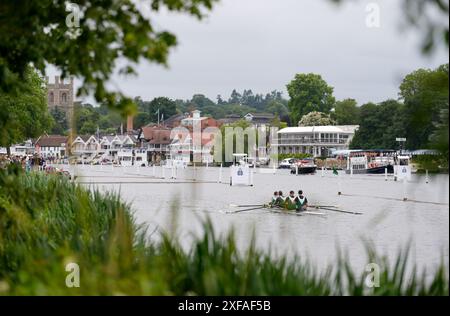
[412,154,449,174]
[0,166,448,295]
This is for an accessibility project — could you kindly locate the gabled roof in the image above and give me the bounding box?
[100,135,116,144]
[170,131,217,147]
[117,134,137,144]
[160,113,186,127]
[36,135,68,147]
[78,135,92,142]
[85,135,100,144]
[71,136,85,144]
[245,112,275,119]
[148,129,172,145]
[141,125,171,140]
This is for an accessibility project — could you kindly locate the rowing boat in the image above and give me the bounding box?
[267,207,325,216]
[228,203,360,216]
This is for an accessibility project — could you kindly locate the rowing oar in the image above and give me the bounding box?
[309,205,338,209]
[230,204,265,208]
[227,205,268,214]
[312,206,363,215]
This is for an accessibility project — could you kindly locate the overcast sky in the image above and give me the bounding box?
[50,0,448,106]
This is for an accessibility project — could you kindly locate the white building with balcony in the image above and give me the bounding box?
[169,132,215,164]
[9,139,35,157]
[275,125,359,157]
[71,134,138,163]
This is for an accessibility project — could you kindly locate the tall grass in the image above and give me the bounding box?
[0,165,448,295]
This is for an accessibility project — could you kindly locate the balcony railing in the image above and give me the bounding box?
[277,138,348,145]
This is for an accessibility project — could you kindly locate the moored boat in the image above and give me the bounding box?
[290,158,317,174]
[346,150,396,174]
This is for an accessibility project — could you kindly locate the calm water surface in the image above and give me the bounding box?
[66,165,449,275]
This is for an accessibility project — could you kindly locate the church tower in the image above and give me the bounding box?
[46,76,74,119]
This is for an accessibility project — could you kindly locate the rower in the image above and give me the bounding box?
[276,191,285,206]
[285,191,297,211]
[269,191,279,207]
[295,190,308,212]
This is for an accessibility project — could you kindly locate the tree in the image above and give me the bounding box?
[223,104,257,117]
[80,121,97,135]
[241,89,255,106]
[350,100,406,149]
[0,67,52,153]
[429,108,449,157]
[96,106,125,133]
[201,105,226,119]
[332,99,360,125]
[229,89,242,104]
[298,111,336,127]
[286,73,335,125]
[217,95,225,105]
[50,107,69,135]
[73,103,100,133]
[147,97,177,123]
[266,100,290,122]
[190,94,216,109]
[134,112,150,129]
[0,0,218,116]
[399,64,449,149]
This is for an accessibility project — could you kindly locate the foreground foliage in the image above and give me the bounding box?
[0,167,448,295]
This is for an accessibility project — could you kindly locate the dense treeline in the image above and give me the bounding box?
[350,64,449,151]
[50,89,291,135]
[47,63,448,156]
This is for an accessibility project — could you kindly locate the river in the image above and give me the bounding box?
[66,164,449,276]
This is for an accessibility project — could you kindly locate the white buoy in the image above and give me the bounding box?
[425,170,429,184]
[321,166,324,177]
[402,178,407,201]
[162,165,165,179]
[273,163,276,174]
[350,165,353,177]
[296,164,299,175]
[338,172,342,195]
[219,163,223,183]
[385,167,388,181]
